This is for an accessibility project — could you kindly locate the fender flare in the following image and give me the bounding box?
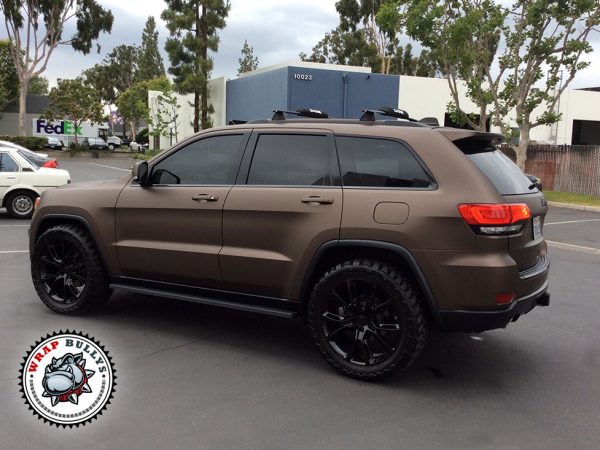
[300,239,441,324]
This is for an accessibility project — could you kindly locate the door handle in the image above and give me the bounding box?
[301,196,334,205]
[192,194,219,202]
[6,176,16,180]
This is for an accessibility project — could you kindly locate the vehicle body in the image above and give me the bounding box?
[0,144,70,218]
[129,141,147,152]
[107,136,122,151]
[45,136,65,150]
[29,110,550,379]
[82,137,109,151]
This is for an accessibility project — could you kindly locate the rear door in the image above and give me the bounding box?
[221,130,342,300]
[115,132,249,288]
[0,152,20,202]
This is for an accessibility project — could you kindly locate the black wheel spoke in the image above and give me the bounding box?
[322,311,347,323]
[38,238,87,304]
[41,271,62,283]
[332,290,350,309]
[373,299,393,313]
[369,328,394,351]
[372,322,401,332]
[344,330,359,361]
[362,336,375,365]
[66,280,80,300]
[345,280,356,305]
[325,324,352,340]
[40,256,60,268]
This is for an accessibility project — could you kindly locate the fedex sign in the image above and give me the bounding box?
[35,119,83,136]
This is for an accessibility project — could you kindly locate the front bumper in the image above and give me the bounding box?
[438,282,550,332]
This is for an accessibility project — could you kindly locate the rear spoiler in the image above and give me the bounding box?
[437,128,505,153]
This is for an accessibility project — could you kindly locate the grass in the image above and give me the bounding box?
[132,149,165,161]
[544,191,600,207]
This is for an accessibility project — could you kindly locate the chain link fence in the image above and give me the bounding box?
[501,144,600,196]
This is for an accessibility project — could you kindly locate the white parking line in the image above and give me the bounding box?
[87,163,131,172]
[545,219,600,226]
[0,250,29,254]
[547,241,600,255]
[0,224,29,227]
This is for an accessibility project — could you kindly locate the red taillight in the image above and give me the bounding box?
[458,204,531,225]
[43,159,59,169]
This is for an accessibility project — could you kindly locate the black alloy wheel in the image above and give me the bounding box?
[308,259,428,380]
[31,224,111,314]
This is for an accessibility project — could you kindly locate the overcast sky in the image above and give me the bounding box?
[1,0,599,89]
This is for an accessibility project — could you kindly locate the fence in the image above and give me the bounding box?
[502,144,600,197]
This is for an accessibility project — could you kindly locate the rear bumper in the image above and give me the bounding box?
[438,282,550,332]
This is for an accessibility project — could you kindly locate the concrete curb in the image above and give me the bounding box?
[548,201,600,213]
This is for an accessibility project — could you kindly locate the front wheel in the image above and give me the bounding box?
[6,191,36,219]
[31,224,111,314]
[308,259,428,380]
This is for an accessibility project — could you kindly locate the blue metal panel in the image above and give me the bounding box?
[226,68,288,123]
[288,67,399,119]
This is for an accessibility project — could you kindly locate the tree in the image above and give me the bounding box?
[404,0,600,168]
[28,76,49,95]
[237,40,259,75]
[44,78,104,145]
[0,0,113,136]
[162,0,231,132]
[138,16,166,81]
[302,27,379,69]
[146,84,181,147]
[116,77,171,139]
[0,39,19,107]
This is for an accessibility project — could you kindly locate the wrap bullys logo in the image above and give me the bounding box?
[19,331,115,427]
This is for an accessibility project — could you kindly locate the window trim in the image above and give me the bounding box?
[141,131,251,187]
[333,134,438,191]
[239,130,341,187]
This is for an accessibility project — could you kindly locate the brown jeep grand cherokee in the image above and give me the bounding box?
[29,109,550,379]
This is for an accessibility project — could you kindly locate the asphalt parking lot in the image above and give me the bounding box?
[1,158,599,449]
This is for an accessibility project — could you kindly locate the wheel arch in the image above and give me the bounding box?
[299,240,441,325]
[32,214,110,273]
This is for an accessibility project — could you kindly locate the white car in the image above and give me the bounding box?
[0,144,70,219]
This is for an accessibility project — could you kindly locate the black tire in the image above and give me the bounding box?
[308,259,428,380]
[31,224,111,314]
[6,190,36,219]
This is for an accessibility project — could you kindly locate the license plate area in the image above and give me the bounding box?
[532,216,542,240]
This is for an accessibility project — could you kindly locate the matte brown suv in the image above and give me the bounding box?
[29,109,550,379]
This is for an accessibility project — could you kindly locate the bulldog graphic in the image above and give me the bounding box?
[41,353,95,406]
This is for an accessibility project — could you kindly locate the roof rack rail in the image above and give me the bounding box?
[272,108,329,120]
[228,120,248,125]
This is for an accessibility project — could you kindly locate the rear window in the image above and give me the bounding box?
[467,150,536,195]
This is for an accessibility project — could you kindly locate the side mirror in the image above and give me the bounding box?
[526,174,543,191]
[133,161,150,186]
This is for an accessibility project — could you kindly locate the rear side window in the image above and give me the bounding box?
[0,153,19,172]
[247,134,331,186]
[467,150,535,195]
[335,136,432,188]
[151,134,245,185]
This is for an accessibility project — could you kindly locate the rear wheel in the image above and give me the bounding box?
[6,191,36,219]
[308,259,428,380]
[108,143,115,151]
[31,224,111,314]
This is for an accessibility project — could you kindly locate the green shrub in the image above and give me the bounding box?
[136,128,149,144]
[0,135,48,150]
[68,142,86,156]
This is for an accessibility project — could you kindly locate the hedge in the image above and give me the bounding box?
[0,135,48,150]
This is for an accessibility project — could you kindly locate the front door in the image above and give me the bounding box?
[221,130,342,300]
[115,132,249,288]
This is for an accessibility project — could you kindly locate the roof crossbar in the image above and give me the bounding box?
[360,106,415,122]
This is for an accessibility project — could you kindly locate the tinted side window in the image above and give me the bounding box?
[0,153,18,172]
[336,136,432,188]
[151,134,245,185]
[247,134,331,186]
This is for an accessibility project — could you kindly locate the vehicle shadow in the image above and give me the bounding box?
[93,291,541,391]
